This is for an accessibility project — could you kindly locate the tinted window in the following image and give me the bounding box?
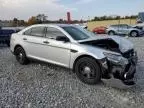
[46,27,65,39]
[119,25,128,28]
[123,25,128,28]
[31,27,45,37]
[111,25,118,28]
[62,26,89,40]
[118,25,123,28]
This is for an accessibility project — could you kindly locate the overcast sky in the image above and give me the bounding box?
[0,0,144,20]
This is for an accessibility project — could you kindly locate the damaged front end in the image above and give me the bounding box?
[80,37,138,87]
[101,49,138,87]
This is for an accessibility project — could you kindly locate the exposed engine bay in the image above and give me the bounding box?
[80,38,120,53]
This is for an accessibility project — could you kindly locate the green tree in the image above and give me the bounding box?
[36,14,48,23]
[12,18,18,27]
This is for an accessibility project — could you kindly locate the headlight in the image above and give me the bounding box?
[103,52,128,65]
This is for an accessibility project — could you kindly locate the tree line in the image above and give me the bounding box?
[0,14,138,27]
[92,15,137,21]
[7,14,87,27]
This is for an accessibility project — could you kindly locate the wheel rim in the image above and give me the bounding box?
[109,32,114,35]
[16,50,24,63]
[79,62,96,79]
[131,32,137,37]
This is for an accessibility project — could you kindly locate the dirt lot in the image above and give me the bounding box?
[0,37,144,108]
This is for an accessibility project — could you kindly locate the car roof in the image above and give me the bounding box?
[110,24,128,26]
[30,24,75,28]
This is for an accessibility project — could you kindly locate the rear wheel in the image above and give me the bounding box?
[108,31,115,35]
[15,47,29,65]
[93,31,97,34]
[74,57,101,85]
[130,31,138,37]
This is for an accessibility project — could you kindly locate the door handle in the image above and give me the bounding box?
[23,38,27,40]
[49,37,55,39]
[43,41,49,44]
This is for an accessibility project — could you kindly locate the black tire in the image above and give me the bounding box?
[15,47,29,65]
[108,31,115,35]
[94,32,97,34]
[74,57,101,85]
[130,31,138,37]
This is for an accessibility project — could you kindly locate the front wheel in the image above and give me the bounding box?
[108,31,115,35]
[74,57,101,85]
[93,31,97,34]
[130,31,138,37]
[15,47,29,65]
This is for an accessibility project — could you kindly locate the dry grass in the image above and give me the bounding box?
[87,19,136,31]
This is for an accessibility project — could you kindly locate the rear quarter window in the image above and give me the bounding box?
[23,29,31,35]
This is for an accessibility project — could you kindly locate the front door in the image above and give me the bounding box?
[42,27,71,67]
[118,25,129,35]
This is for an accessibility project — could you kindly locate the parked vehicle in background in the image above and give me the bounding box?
[10,24,137,87]
[75,23,88,29]
[0,28,17,46]
[137,12,144,23]
[0,27,23,46]
[133,23,144,31]
[106,24,143,37]
[92,26,107,34]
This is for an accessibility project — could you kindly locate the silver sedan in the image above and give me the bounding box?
[10,24,137,87]
[107,24,143,37]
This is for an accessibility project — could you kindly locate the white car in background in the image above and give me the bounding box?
[133,23,144,31]
[107,24,144,37]
[75,23,88,29]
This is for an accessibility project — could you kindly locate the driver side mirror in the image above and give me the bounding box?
[56,36,70,42]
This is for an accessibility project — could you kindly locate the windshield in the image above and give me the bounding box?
[62,26,95,40]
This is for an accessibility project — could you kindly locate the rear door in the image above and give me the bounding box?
[22,26,48,59]
[114,25,120,34]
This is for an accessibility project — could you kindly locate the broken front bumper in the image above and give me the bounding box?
[101,51,138,88]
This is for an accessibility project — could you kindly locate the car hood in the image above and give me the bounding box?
[78,35,134,53]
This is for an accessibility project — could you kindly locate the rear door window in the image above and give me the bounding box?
[31,27,45,37]
[23,29,31,35]
[23,26,45,37]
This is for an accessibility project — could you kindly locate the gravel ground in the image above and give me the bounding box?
[0,37,144,108]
